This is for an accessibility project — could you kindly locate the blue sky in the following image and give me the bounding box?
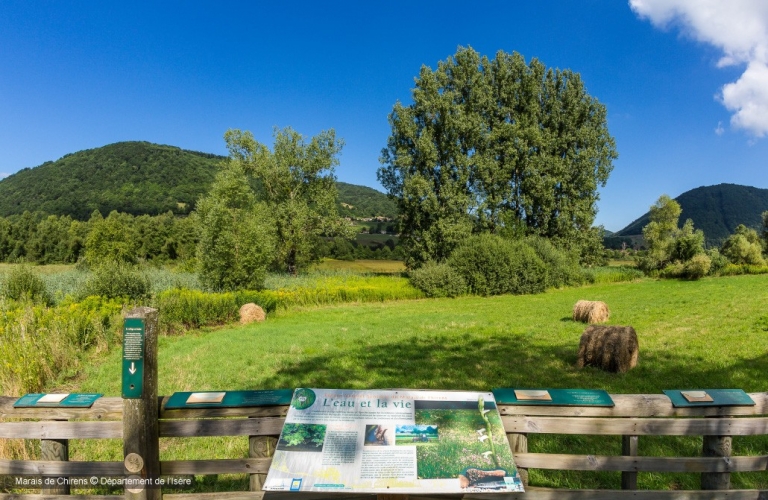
[1,1,766,231]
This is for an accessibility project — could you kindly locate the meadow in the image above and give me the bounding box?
[59,273,768,492]
[2,263,767,492]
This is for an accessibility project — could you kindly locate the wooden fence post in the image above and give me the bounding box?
[122,307,160,500]
[621,435,638,489]
[508,432,528,486]
[701,433,732,490]
[248,434,277,491]
[41,426,69,495]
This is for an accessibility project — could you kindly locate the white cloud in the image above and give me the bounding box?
[715,121,724,136]
[630,0,768,137]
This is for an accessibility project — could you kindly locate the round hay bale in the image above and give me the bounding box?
[239,303,266,325]
[576,325,638,373]
[572,300,610,324]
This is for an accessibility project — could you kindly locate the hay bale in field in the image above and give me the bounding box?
[577,325,638,373]
[572,300,610,324]
[239,303,266,325]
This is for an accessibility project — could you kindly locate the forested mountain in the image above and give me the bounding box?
[336,182,396,218]
[0,142,223,219]
[616,184,768,245]
[0,142,395,220]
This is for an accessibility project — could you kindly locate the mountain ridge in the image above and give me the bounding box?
[0,141,396,220]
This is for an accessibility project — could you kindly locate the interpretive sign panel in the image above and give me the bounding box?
[14,393,102,408]
[493,388,614,407]
[164,389,294,409]
[263,388,524,494]
[122,318,145,398]
[663,389,755,408]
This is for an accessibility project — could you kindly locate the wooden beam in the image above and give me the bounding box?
[158,418,284,438]
[514,453,768,472]
[160,458,271,475]
[0,422,121,439]
[0,458,123,476]
[501,416,768,436]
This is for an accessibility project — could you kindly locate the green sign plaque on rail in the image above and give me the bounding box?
[493,388,615,407]
[663,389,755,408]
[13,393,102,408]
[122,317,145,399]
[164,389,294,409]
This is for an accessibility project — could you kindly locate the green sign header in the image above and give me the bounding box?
[663,389,755,408]
[493,388,615,407]
[164,389,294,409]
[14,393,102,408]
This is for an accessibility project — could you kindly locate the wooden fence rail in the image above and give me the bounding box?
[2,393,768,499]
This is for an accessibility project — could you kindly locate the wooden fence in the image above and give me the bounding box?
[1,308,767,499]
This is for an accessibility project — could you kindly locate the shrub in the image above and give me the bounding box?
[155,288,279,333]
[1,266,52,305]
[583,266,644,284]
[721,232,765,266]
[447,234,547,296]
[409,262,467,298]
[706,249,729,275]
[659,261,685,279]
[525,236,585,288]
[77,261,151,301]
[683,254,711,280]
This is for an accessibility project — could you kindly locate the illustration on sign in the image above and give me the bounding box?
[263,388,524,494]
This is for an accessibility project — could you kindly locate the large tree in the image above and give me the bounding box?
[222,127,353,275]
[378,47,617,267]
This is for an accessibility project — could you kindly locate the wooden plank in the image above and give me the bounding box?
[159,418,284,438]
[0,495,122,500]
[162,494,264,500]
[498,392,768,418]
[40,435,68,495]
[160,458,271,475]
[0,458,123,476]
[160,403,289,419]
[0,421,121,439]
[0,396,123,421]
[514,453,768,472]
[502,416,768,436]
[621,435,637,490]
[464,487,768,499]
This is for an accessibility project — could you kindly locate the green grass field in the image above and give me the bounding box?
[61,274,768,491]
[0,269,763,493]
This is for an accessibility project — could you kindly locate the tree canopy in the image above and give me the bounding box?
[214,127,353,275]
[378,46,617,267]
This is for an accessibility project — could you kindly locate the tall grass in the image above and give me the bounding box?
[583,266,644,284]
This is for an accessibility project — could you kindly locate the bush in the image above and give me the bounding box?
[155,288,279,333]
[583,266,644,284]
[409,262,467,298]
[447,234,547,296]
[683,254,711,280]
[77,262,151,301]
[525,236,585,288]
[706,249,729,275]
[659,261,685,279]
[1,266,52,305]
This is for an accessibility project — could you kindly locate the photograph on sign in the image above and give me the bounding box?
[37,393,69,404]
[186,392,227,404]
[263,388,524,494]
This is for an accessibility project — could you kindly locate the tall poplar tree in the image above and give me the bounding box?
[378,47,617,267]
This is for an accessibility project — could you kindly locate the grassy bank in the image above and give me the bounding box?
[68,274,768,491]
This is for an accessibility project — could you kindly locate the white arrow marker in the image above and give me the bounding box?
[129,362,137,375]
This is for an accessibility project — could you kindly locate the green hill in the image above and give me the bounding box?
[0,141,223,219]
[0,141,395,220]
[336,182,396,219]
[616,184,768,245]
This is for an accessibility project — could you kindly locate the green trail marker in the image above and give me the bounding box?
[122,317,145,399]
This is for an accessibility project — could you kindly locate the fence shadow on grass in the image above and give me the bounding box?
[256,333,768,395]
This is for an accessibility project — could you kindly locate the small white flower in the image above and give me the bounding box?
[476,428,486,435]
[478,435,488,442]
[482,451,493,458]
[482,409,491,415]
